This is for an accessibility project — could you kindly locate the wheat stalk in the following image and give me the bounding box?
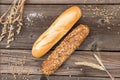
[75,61,105,71]
[94,54,115,80]
[75,54,115,80]
[0,0,26,48]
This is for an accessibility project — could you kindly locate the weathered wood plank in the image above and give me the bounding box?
[0,0,120,4]
[1,74,120,80]
[0,49,120,77]
[0,5,120,51]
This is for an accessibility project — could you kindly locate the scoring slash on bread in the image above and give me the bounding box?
[41,24,90,75]
[32,6,82,58]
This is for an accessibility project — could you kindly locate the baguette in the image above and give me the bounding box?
[41,24,90,75]
[32,6,82,58]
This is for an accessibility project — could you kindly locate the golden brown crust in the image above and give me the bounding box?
[32,6,82,58]
[41,24,90,75]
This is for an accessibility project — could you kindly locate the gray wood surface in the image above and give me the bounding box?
[1,74,120,80]
[0,0,120,4]
[0,1,120,80]
[0,5,120,51]
[0,49,120,77]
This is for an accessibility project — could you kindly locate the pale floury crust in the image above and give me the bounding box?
[32,6,82,58]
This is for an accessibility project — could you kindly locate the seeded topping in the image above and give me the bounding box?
[41,24,89,75]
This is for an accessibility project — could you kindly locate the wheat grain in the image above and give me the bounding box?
[0,24,7,41]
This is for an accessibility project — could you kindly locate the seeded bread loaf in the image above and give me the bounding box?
[41,24,90,75]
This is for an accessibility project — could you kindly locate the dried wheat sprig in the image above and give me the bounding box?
[6,24,14,48]
[16,21,22,34]
[0,24,7,41]
[0,0,26,47]
[75,61,105,71]
[94,54,115,80]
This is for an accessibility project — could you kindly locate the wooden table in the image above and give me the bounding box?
[0,0,120,80]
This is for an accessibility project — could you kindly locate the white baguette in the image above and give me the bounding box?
[32,6,82,58]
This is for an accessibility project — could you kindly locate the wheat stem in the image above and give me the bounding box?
[94,54,115,80]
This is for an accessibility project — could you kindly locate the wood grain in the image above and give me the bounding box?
[0,0,120,4]
[0,2,120,80]
[1,74,120,80]
[0,49,120,77]
[0,5,120,51]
